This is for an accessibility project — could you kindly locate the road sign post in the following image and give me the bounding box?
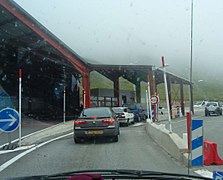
[147,82,153,122]
[19,69,22,147]
[63,85,66,124]
[162,56,172,132]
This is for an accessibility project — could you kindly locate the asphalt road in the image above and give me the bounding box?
[0,125,191,178]
[0,118,58,147]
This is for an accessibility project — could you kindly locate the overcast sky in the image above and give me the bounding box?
[14,0,223,80]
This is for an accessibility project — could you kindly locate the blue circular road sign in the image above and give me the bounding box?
[0,108,19,132]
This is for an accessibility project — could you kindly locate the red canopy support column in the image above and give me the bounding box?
[190,83,194,114]
[147,69,156,95]
[113,77,120,107]
[147,69,157,120]
[82,72,90,108]
[180,81,185,116]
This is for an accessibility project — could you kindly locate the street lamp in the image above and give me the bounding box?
[189,0,194,114]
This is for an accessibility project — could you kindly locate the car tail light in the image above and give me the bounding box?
[102,119,115,124]
[74,121,87,125]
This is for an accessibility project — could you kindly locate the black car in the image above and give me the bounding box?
[205,102,222,116]
[73,107,120,143]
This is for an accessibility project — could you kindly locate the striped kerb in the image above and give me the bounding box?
[191,120,203,167]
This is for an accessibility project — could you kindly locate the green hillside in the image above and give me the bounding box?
[90,71,134,91]
[89,71,223,102]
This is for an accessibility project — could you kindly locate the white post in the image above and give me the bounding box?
[19,69,22,147]
[63,85,66,124]
[147,82,153,122]
[162,56,172,132]
[133,84,136,102]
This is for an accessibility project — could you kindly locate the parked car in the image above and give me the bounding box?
[123,102,147,122]
[112,107,134,126]
[73,107,120,143]
[205,101,222,116]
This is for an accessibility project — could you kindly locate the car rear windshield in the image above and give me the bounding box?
[80,108,112,118]
[112,108,125,113]
[206,102,218,106]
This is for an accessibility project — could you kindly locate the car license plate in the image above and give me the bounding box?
[87,130,103,135]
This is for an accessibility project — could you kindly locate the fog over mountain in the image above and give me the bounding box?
[15,0,223,81]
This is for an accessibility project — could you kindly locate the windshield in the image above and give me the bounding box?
[0,0,222,179]
[112,108,125,113]
[206,102,218,107]
[80,108,112,118]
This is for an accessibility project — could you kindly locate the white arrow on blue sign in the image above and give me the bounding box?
[0,108,19,132]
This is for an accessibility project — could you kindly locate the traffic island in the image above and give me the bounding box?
[145,119,189,166]
[21,120,74,146]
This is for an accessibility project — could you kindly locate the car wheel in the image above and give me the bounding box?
[74,137,81,144]
[113,135,119,142]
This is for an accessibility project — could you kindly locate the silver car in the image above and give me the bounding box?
[74,107,120,143]
[112,107,134,126]
[205,102,222,116]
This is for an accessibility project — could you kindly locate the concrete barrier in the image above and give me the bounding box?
[146,119,188,165]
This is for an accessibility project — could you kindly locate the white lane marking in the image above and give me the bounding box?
[194,169,213,178]
[0,145,35,155]
[0,132,73,173]
[0,122,63,149]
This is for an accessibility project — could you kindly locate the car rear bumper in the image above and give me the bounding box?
[207,111,218,114]
[74,127,119,138]
[118,118,129,123]
[206,109,221,115]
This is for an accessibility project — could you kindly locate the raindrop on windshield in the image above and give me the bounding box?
[2,75,7,81]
